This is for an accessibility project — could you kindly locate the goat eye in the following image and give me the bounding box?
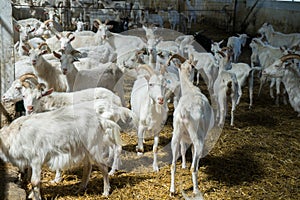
[149,83,153,87]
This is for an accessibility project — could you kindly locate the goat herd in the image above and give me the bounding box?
[0,9,299,199]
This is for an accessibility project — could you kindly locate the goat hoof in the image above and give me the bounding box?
[170,192,175,197]
[108,170,115,176]
[50,177,62,184]
[153,165,159,172]
[137,152,143,156]
[136,146,144,155]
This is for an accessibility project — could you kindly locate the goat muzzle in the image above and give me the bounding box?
[157,97,164,105]
[27,105,33,114]
[63,69,68,75]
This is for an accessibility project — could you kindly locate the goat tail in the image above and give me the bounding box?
[99,118,122,146]
[118,107,138,129]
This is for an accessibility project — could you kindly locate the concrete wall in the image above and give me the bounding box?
[0,0,14,96]
[237,0,300,35]
[193,0,300,35]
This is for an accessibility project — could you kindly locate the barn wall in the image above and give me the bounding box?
[0,0,14,122]
[192,0,300,35]
[238,0,300,35]
[0,1,14,95]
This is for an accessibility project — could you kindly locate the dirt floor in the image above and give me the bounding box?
[1,23,299,200]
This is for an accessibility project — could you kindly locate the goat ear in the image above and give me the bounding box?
[93,22,99,29]
[15,25,21,32]
[107,25,113,29]
[283,62,292,68]
[42,88,54,97]
[144,75,150,81]
[39,50,48,56]
[71,50,81,56]
[69,35,75,42]
[53,51,61,59]
[29,27,36,33]
[188,54,194,62]
[280,46,287,52]
[191,60,198,67]
[22,46,30,54]
[73,57,80,62]
[160,64,166,75]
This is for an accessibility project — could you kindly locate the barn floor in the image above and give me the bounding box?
[1,23,300,200]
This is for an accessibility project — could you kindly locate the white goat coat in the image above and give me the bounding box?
[0,102,121,197]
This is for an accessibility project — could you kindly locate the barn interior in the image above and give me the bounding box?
[0,0,299,200]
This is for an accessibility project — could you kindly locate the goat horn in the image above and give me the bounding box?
[66,32,73,38]
[44,19,53,25]
[25,41,34,50]
[21,80,31,88]
[221,46,232,51]
[166,54,186,66]
[36,83,47,91]
[138,64,155,76]
[19,73,37,83]
[38,42,48,49]
[280,54,300,62]
[25,77,40,88]
[94,19,102,25]
[217,51,226,57]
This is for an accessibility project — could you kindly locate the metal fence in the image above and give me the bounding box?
[11,1,235,33]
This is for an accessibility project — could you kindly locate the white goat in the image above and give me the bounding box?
[262,54,300,116]
[130,64,168,172]
[53,52,125,106]
[22,84,136,176]
[219,47,262,108]
[213,50,240,126]
[14,23,39,57]
[258,22,300,48]
[175,35,195,56]
[228,63,261,108]
[185,0,197,30]
[167,6,180,31]
[2,73,38,103]
[22,84,121,114]
[74,20,87,32]
[79,19,147,57]
[185,44,219,92]
[32,20,55,39]
[130,0,142,25]
[226,33,248,62]
[249,38,288,105]
[211,40,223,55]
[0,102,122,199]
[56,33,117,69]
[142,10,164,28]
[166,54,214,196]
[22,44,68,92]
